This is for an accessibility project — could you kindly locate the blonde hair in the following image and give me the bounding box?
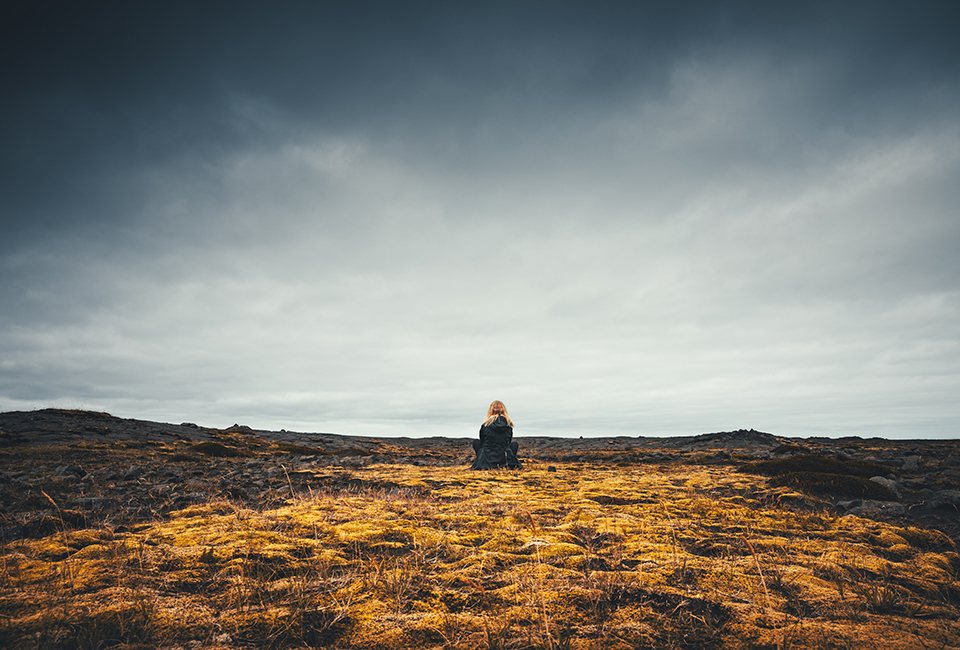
[483,400,514,427]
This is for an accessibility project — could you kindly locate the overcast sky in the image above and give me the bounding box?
[2,1,959,439]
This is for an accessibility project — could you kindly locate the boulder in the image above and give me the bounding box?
[926,489,960,509]
[869,476,902,498]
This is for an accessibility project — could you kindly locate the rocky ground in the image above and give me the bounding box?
[2,408,959,543]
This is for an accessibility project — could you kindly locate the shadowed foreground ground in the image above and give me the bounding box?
[1,410,959,649]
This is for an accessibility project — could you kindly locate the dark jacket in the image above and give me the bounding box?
[470,416,521,470]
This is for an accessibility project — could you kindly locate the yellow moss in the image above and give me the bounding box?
[69,543,113,560]
[898,526,957,551]
[874,529,909,548]
[4,460,960,649]
[918,553,959,582]
[529,542,585,562]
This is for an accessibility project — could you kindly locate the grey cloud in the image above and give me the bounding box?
[1,1,958,437]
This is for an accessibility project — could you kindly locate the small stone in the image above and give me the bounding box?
[54,464,86,478]
[870,476,902,498]
[547,466,557,472]
[902,456,921,472]
[124,465,144,480]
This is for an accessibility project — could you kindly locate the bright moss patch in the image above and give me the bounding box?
[2,463,958,650]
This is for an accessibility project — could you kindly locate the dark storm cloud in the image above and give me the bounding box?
[2,1,959,436]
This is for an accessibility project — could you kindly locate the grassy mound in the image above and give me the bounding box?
[739,454,898,500]
[768,471,898,500]
[188,442,252,458]
[740,454,888,478]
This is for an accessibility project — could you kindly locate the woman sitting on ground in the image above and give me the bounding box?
[470,400,522,470]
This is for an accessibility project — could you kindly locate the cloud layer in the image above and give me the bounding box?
[2,2,959,437]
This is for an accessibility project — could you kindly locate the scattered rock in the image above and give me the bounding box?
[926,490,960,509]
[903,456,921,472]
[174,492,206,504]
[870,476,902,498]
[54,464,86,478]
[840,499,907,517]
[942,468,960,485]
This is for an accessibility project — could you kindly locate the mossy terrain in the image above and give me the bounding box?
[2,460,959,649]
[739,455,890,478]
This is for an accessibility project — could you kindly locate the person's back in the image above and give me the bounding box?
[471,401,522,470]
